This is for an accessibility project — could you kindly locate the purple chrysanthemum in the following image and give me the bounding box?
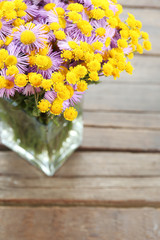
[7,43,29,73]
[13,23,48,54]
[0,19,12,41]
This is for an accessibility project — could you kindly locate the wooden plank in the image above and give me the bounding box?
[119,0,160,8]
[82,127,160,151]
[54,152,160,178]
[84,111,160,129]
[103,56,160,84]
[84,84,160,112]
[1,151,160,178]
[1,207,160,240]
[121,9,160,55]
[1,173,160,206]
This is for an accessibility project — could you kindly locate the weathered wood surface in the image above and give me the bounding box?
[119,0,160,8]
[82,127,160,151]
[1,207,160,240]
[1,152,160,207]
[84,83,160,112]
[0,1,160,239]
[84,111,160,129]
[1,151,160,178]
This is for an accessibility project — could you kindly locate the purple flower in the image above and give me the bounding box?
[7,44,29,73]
[0,69,16,98]
[44,90,57,103]
[0,19,12,41]
[31,49,63,78]
[13,23,48,54]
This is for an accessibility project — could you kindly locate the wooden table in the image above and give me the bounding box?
[1,1,160,239]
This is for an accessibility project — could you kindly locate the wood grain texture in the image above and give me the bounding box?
[82,127,160,151]
[119,0,160,8]
[84,83,160,112]
[1,207,160,240]
[84,111,160,129]
[1,151,160,178]
[1,174,160,206]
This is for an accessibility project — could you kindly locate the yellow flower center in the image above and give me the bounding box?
[5,55,18,66]
[6,65,19,76]
[20,30,36,45]
[44,3,56,11]
[35,55,52,70]
[5,80,14,89]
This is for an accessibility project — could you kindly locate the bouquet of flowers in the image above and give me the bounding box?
[0,0,151,122]
[0,0,151,175]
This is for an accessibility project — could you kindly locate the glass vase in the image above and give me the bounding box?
[0,98,83,176]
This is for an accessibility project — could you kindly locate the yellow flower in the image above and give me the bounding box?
[44,3,56,11]
[67,3,83,12]
[143,40,152,51]
[103,63,113,76]
[92,41,103,51]
[49,22,60,31]
[117,39,128,49]
[15,74,28,87]
[89,72,99,81]
[50,99,63,115]
[51,71,65,84]
[66,71,79,84]
[95,27,106,37]
[54,30,66,40]
[87,60,101,72]
[68,11,82,23]
[61,50,73,61]
[41,79,52,91]
[77,20,93,37]
[125,62,134,74]
[20,30,36,45]
[6,66,19,76]
[28,72,43,87]
[90,8,105,20]
[77,80,88,92]
[57,86,71,100]
[38,99,51,113]
[5,55,18,66]
[73,65,87,79]
[64,107,78,121]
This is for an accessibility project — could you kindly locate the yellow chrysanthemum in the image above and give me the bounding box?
[38,99,51,113]
[64,107,78,121]
[15,74,28,87]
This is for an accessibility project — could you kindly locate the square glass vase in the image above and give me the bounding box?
[0,98,83,176]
